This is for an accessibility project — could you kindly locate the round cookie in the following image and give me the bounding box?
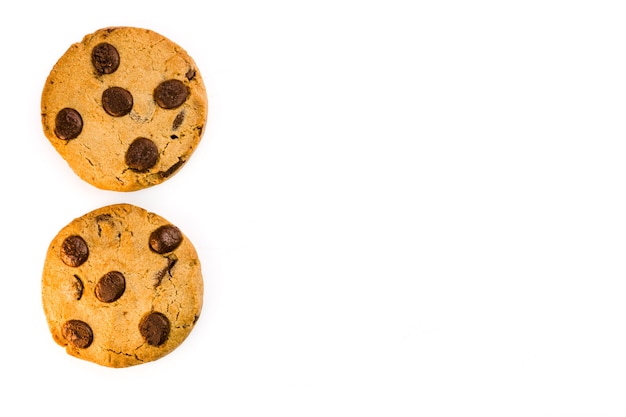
[41,27,208,191]
[42,203,203,367]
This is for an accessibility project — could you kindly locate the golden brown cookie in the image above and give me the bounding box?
[41,27,208,191]
[42,203,203,367]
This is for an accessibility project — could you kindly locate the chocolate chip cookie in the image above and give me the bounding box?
[41,27,208,191]
[42,203,203,367]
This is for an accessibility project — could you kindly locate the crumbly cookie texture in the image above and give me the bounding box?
[41,27,208,191]
[42,203,203,368]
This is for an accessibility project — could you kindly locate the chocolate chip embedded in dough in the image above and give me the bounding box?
[73,275,84,300]
[92,43,120,74]
[60,235,89,267]
[54,108,83,140]
[62,320,93,349]
[153,257,178,288]
[95,271,126,303]
[139,312,170,346]
[172,111,185,130]
[159,158,185,179]
[102,87,133,117]
[154,79,189,109]
[125,138,159,172]
[149,225,183,254]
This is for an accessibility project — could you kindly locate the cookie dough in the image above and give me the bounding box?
[41,27,208,191]
[42,203,203,367]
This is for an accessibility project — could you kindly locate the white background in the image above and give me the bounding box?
[2,0,626,416]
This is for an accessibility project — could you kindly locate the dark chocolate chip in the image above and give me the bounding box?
[154,79,189,109]
[54,108,83,140]
[186,68,196,81]
[172,111,185,130]
[62,320,93,349]
[95,271,126,303]
[102,87,133,117]
[92,43,120,74]
[149,225,183,254]
[159,158,185,179]
[60,235,89,267]
[95,214,112,222]
[125,137,159,172]
[73,275,84,300]
[139,312,170,346]
[95,214,112,237]
[153,256,178,288]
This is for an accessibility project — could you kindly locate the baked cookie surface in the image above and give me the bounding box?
[41,27,207,191]
[42,203,203,367]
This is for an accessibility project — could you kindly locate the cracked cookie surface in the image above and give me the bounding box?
[41,27,208,191]
[42,203,203,367]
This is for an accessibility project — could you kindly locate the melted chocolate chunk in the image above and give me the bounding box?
[139,312,170,346]
[149,225,183,254]
[125,138,159,172]
[95,271,126,303]
[60,235,89,267]
[102,87,133,117]
[62,320,93,349]
[92,43,120,74]
[54,108,83,140]
[154,79,189,109]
